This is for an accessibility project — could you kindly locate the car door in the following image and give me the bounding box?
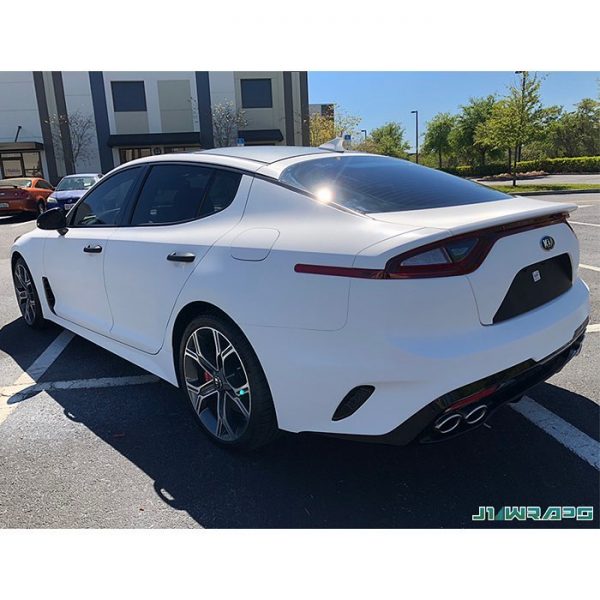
[43,167,142,336]
[103,163,245,354]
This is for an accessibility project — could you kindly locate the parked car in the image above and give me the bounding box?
[0,177,54,216]
[46,173,102,212]
[11,145,589,450]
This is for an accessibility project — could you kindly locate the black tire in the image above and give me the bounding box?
[177,314,279,450]
[12,257,47,329]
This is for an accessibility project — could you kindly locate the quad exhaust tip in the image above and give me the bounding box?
[434,404,489,435]
[464,404,488,425]
[434,413,462,434]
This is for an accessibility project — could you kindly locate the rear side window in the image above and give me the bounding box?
[279,155,511,213]
[130,164,241,225]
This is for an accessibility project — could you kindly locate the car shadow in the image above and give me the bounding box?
[2,316,598,528]
[0,214,36,226]
[48,379,599,528]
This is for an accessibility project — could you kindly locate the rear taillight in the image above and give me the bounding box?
[295,212,569,280]
[385,235,493,278]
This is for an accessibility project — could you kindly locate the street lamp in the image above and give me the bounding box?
[411,110,419,164]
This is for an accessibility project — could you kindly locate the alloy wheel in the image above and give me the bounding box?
[13,263,37,325]
[183,326,251,442]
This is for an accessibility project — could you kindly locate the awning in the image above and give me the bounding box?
[107,132,202,147]
[0,141,44,152]
[237,129,284,143]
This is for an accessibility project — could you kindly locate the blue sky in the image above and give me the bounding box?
[308,72,599,150]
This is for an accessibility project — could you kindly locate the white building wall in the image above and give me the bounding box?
[61,71,101,173]
[0,71,42,144]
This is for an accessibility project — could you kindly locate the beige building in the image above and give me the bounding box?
[0,71,309,184]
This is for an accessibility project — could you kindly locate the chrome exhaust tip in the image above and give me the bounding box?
[434,413,462,434]
[464,404,488,425]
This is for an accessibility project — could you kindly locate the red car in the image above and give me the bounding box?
[0,177,54,217]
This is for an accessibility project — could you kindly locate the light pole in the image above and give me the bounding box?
[411,110,419,164]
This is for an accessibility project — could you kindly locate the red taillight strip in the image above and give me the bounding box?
[446,385,499,412]
[294,264,385,279]
[295,212,569,280]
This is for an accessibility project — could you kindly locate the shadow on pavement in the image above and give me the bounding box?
[0,214,36,226]
[49,380,599,528]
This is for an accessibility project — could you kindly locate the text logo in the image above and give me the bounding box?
[541,236,555,251]
[472,506,594,521]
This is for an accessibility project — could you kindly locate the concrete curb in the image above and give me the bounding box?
[506,189,600,196]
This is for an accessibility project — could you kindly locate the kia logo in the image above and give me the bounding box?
[540,236,555,251]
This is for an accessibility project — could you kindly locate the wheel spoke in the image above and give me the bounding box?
[225,390,250,420]
[215,392,235,438]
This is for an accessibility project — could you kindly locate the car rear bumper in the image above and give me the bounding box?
[245,277,589,437]
[0,200,35,214]
[333,318,587,446]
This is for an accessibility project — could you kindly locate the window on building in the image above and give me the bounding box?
[240,78,273,109]
[71,168,140,227]
[111,81,147,112]
[119,147,152,164]
[0,151,43,179]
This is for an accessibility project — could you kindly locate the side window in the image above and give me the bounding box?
[200,169,242,217]
[130,164,213,226]
[71,168,140,227]
[37,180,52,190]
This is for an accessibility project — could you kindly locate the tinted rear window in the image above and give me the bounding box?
[279,155,511,213]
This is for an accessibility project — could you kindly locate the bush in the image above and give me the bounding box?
[442,156,600,178]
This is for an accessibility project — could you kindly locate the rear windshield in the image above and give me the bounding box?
[0,178,32,188]
[279,155,511,213]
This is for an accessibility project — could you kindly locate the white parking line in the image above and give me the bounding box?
[570,221,600,228]
[0,330,74,425]
[586,324,600,333]
[1,374,159,404]
[511,397,600,471]
[580,264,600,273]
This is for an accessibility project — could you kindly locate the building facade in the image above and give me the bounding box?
[0,71,309,184]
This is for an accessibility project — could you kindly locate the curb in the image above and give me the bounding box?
[505,189,600,196]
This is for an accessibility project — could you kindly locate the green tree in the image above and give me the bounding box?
[449,95,500,166]
[546,98,600,157]
[355,122,410,158]
[422,112,456,168]
[475,72,547,186]
[308,104,362,147]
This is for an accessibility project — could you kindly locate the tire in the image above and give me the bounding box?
[12,257,47,329]
[37,200,46,215]
[178,314,279,450]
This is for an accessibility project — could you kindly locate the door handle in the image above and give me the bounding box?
[83,244,102,254]
[167,252,196,263]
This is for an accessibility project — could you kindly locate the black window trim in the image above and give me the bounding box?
[66,165,145,228]
[120,160,245,228]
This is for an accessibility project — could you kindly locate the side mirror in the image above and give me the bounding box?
[37,207,67,234]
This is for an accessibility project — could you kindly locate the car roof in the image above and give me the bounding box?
[61,173,101,178]
[200,146,331,164]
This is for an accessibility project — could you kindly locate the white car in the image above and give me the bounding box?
[11,145,589,449]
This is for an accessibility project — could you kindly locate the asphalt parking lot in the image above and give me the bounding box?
[0,194,598,528]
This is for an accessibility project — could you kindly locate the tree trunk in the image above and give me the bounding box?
[438,148,442,169]
[480,149,486,167]
[512,144,519,187]
[508,148,512,172]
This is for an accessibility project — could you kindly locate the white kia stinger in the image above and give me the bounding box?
[11,144,589,449]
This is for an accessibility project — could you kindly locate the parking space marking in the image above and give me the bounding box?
[512,396,600,471]
[580,264,600,273]
[586,324,600,333]
[0,330,74,425]
[570,221,600,228]
[1,374,159,404]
